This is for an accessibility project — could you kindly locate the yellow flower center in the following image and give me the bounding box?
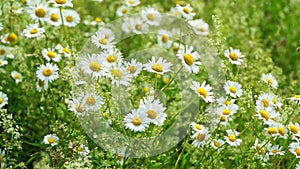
[21,0,27,4]
[225,100,231,105]
[267,127,277,134]
[222,109,231,115]
[122,9,127,14]
[117,154,123,160]
[128,0,135,5]
[162,34,168,43]
[89,61,101,72]
[229,52,238,61]
[197,133,206,142]
[258,147,265,155]
[103,112,110,118]
[213,141,221,147]
[259,110,270,120]
[273,98,277,104]
[135,24,142,31]
[51,13,59,22]
[99,38,108,45]
[0,97,3,104]
[228,135,236,142]
[163,77,169,84]
[272,149,280,154]
[75,104,84,113]
[267,78,273,84]
[220,116,226,122]
[295,149,300,156]
[0,49,5,55]
[86,96,96,105]
[278,127,285,136]
[143,87,150,93]
[8,33,17,43]
[183,7,190,14]
[290,125,299,134]
[48,138,55,144]
[66,16,73,22]
[229,86,237,93]
[183,53,194,66]
[47,51,56,58]
[77,146,83,152]
[132,117,142,126]
[198,27,205,32]
[294,95,300,99]
[43,68,53,76]
[35,8,46,18]
[127,65,137,74]
[95,17,102,23]
[13,73,21,79]
[152,63,164,72]
[55,0,66,4]
[147,110,157,119]
[262,99,269,107]
[147,13,155,21]
[62,48,71,54]
[30,29,39,34]
[195,124,203,130]
[106,55,117,63]
[111,70,123,79]
[197,88,207,98]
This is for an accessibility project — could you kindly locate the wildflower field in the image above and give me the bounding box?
[1,0,300,168]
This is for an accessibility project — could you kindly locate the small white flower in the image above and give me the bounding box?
[108,64,133,86]
[224,81,243,98]
[11,71,23,83]
[48,0,73,8]
[176,45,202,74]
[157,30,173,48]
[262,73,278,89]
[190,122,205,133]
[0,91,8,109]
[138,96,167,126]
[100,47,124,67]
[80,53,108,79]
[67,95,87,116]
[252,139,269,162]
[0,149,5,164]
[117,5,130,16]
[217,104,239,117]
[36,79,48,92]
[124,59,143,77]
[224,48,244,65]
[141,8,161,26]
[216,96,235,106]
[289,142,300,158]
[256,93,275,110]
[211,139,225,150]
[0,57,8,67]
[43,134,59,146]
[125,0,140,6]
[288,95,300,105]
[42,48,62,62]
[255,106,277,125]
[288,122,300,140]
[225,130,242,147]
[91,28,115,49]
[190,81,215,103]
[47,8,62,26]
[83,92,104,112]
[188,19,209,36]
[176,4,195,20]
[131,17,149,34]
[191,128,210,148]
[69,142,90,157]
[144,56,172,75]
[268,145,285,156]
[55,44,72,58]
[124,109,150,132]
[36,62,59,84]
[62,9,80,27]
[23,24,45,38]
[27,4,49,23]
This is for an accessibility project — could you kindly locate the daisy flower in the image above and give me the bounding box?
[141,8,161,26]
[80,54,108,79]
[224,47,245,65]
[83,92,104,112]
[11,71,22,83]
[217,104,239,117]
[0,57,8,67]
[191,128,210,148]
[266,124,279,137]
[116,149,126,166]
[144,56,172,75]
[67,95,87,116]
[90,17,105,26]
[122,17,135,33]
[272,94,283,111]
[276,123,288,139]
[190,80,215,103]
[43,134,59,146]
[169,7,181,17]
[0,46,7,58]
[268,145,285,156]
[69,142,90,157]
[108,64,132,86]
[288,95,300,105]
[0,91,8,109]
[47,8,62,26]
[124,59,143,77]
[42,48,62,62]
[138,96,167,126]
[218,115,231,126]
[131,17,149,34]
[190,122,205,133]
[36,79,48,92]
[23,24,45,38]
[225,130,242,147]
[48,0,73,8]
[27,4,49,22]
[289,142,300,158]
[188,19,209,36]
[252,139,269,162]
[176,4,195,20]
[256,93,275,109]
[216,96,235,106]
[125,0,140,6]
[62,9,80,27]
[288,122,300,140]
[100,47,123,67]
[211,139,225,150]
[1,33,18,44]
[117,5,130,16]
[55,44,72,58]
[157,29,173,48]
[262,73,278,89]
[36,62,59,84]
[124,109,150,132]
[255,106,277,125]
[0,149,5,164]
[91,29,116,49]
[176,45,202,74]
[224,80,243,98]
